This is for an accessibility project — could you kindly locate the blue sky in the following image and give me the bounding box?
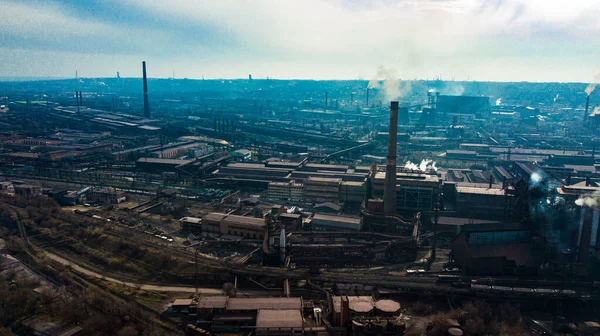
[1,0,599,82]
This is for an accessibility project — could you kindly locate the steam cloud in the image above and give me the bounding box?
[585,73,600,96]
[404,159,438,172]
[495,98,502,106]
[367,66,405,102]
[575,190,600,208]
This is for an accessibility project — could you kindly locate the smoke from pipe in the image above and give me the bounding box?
[575,190,600,208]
[585,72,600,96]
[495,98,502,106]
[367,66,406,102]
[404,159,438,172]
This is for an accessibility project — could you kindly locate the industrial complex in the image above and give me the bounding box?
[1,62,600,335]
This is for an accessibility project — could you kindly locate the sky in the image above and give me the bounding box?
[1,0,599,82]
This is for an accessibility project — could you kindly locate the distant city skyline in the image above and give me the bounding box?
[1,0,600,82]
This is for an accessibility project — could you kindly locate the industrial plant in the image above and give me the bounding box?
[1,60,600,335]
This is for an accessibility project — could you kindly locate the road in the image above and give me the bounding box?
[44,251,273,296]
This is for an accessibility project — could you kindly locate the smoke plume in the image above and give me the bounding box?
[495,98,502,106]
[585,73,600,96]
[367,66,403,102]
[404,159,437,172]
[575,190,600,208]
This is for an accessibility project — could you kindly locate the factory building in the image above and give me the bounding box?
[371,171,441,212]
[217,163,292,181]
[87,187,125,205]
[170,297,306,335]
[13,184,40,199]
[268,180,304,202]
[436,95,491,120]
[339,181,366,204]
[136,157,194,172]
[301,163,349,173]
[202,212,266,239]
[303,177,342,204]
[452,222,542,275]
[311,213,363,232]
[454,185,512,219]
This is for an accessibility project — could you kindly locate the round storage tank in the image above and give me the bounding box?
[375,299,401,315]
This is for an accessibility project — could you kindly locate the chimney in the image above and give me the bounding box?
[586,177,591,187]
[585,94,590,123]
[593,145,596,160]
[383,101,399,215]
[566,173,571,186]
[578,207,594,264]
[142,61,150,118]
[489,175,494,189]
[79,91,83,107]
[325,91,328,111]
[214,118,217,133]
[366,88,370,107]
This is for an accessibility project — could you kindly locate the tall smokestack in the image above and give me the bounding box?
[578,207,594,264]
[383,101,399,215]
[366,88,370,107]
[142,61,150,118]
[214,118,217,133]
[325,91,328,110]
[585,94,590,123]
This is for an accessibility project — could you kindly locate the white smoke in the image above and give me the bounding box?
[367,66,404,102]
[575,188,600,208]
[553,94,559,103]
[404,159,437,172]
[495,98,502,106]
[585,72,600,96]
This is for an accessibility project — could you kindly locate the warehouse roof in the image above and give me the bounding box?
[313,213,361,225]
[256,309,303,329]
[197,296,228,309]
[136,157,193,165]
[222,215,265,228]
[456,186,505,195]
[226,297,302,310]
[203,212,228,223]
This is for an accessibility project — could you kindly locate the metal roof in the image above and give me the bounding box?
[256,309,303,329]
[226,297,302,311]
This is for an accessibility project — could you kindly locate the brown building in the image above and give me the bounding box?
[202,212,266,239]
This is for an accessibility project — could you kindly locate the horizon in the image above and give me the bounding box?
[2,0,600,83]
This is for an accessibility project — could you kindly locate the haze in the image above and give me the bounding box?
[1,0,600,82]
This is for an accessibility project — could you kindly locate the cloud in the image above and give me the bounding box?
[1,0,600,80]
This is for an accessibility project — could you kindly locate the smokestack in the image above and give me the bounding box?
[489,175,494,189]
[585,94,590,123]
[325,91,328,110]
[383,101,399,215]
[142,61,150,118]
[566,173,571,186]
[586,177,591,187]
[366,88,370,107]
[578,208,594,264]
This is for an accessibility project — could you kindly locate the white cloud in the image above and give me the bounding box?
[1,0,599,80]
